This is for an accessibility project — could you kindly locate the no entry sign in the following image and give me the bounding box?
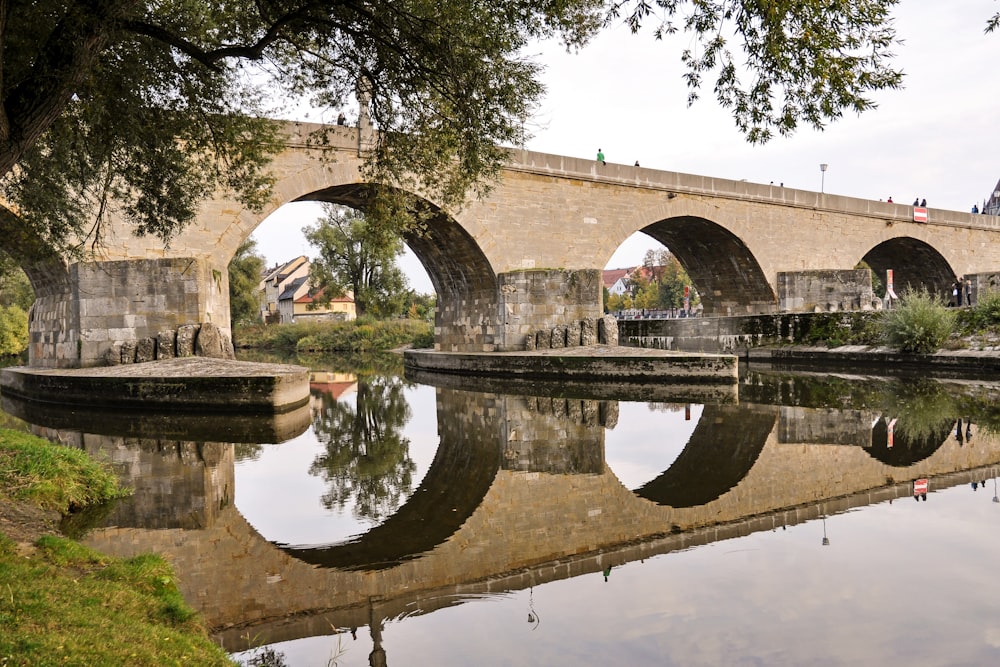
[913,207,928,223]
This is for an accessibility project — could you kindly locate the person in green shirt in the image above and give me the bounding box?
[596,148,605,165]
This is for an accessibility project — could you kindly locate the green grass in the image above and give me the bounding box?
[0,429,235,666]
[0,429,129,512]
[0,535,234,665]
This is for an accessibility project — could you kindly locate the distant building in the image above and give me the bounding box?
[602,265,668,296]
[983,178,1000,216]
[603,267,633,296]
[260,256,309,322]
[263,256,357,324]
[286,286,356,323]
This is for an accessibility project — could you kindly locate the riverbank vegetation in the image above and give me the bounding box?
[881,288,958,354]
[0,429,234,665]
[750,288,1000,354]
[235,317,433,354]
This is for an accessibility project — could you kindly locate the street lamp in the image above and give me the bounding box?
[993,190,1000,216]
[820,163,828,193]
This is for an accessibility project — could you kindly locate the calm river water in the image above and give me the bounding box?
[5,358,1000,667]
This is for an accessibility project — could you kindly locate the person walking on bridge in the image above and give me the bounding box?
[597,148,605,165]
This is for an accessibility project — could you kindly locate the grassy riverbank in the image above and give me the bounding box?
[236,317,433,353]
[0,429,235,666]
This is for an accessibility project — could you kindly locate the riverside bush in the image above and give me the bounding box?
[881,288,955,354]
[955,288,1000,333]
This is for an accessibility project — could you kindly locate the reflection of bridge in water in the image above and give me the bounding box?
[11,375,1000,651]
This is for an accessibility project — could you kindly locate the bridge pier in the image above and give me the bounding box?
[434,268,604,352]
[777,268,877,313]
[29,257,232,368]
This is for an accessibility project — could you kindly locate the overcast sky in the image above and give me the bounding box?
[252,1,999,294]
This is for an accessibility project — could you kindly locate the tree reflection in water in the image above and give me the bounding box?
[308,375,416,522]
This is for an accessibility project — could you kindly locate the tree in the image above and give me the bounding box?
[405,292,436,322]
[611,0,905,143]
[0,256,34,311]
[642,248,699,311]
[228,238,266,328]
[305,205,408,318]
[0,304,28,356]
[0,0,605,258]
[1,1,965,264]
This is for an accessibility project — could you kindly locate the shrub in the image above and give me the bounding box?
[880,288,955,354]
[956,288,1000,333]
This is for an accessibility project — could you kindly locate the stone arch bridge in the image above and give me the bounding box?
[10,121,1000,367]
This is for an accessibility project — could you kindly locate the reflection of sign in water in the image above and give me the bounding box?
[914,478,929,495]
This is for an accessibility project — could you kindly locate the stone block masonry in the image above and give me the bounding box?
[29,257,232,368]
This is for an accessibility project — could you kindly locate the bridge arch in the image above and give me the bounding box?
[295,184,498,311]
[636,216,776,316]
[860,237,955,300]
[249,166,505,350]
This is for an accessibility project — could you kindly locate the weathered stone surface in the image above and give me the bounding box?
[599,316,619,346]
[156,330,176,359]
[0,357,311,413]
[535,329,551,350]
[135,337,156,363]
[195,322,229,359]
[566,321,582,347]
[177,325,198,357]
[120,340,137,364]
[581,319,596,346]
[550,325,566,349]
[104,342,123,366]
[222,335,236,360]
[524,332,536,351]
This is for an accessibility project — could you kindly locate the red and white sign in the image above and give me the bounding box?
[914,478,929,495]
[913,207,928,223]
[886,269,897,300]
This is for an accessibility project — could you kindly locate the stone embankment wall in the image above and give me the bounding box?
[103,321,235,365]
[621,311,876,354]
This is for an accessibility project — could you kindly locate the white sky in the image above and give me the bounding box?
[251,1,999,294]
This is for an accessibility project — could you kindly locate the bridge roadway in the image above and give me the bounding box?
[10,122,1000,367]
[11,380,993,647]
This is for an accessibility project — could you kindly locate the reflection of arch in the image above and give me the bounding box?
[861,237,954,301]
[640,216,776,316]
[634,404,777,507]
[867,417,949,467]
[280,388,501,570]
